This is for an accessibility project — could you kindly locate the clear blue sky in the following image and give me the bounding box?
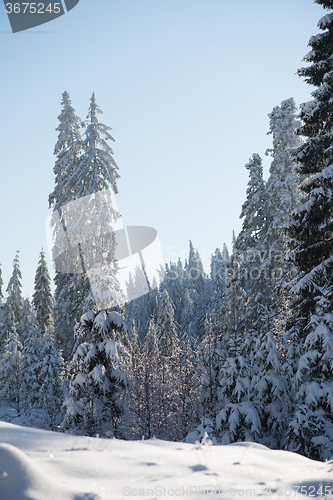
[0,0,324,298]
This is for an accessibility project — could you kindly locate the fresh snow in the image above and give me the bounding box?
[318,13,333,30]
[1,422,333,499]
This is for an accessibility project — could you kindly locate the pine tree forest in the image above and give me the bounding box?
[3,1,333,463]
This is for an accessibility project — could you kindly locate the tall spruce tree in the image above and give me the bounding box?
[216,354,261,445]
[183,242,209,340]
[19,298,36,344]
[49,91,86,358]
[126,320,162,439]
[0,324,22,414]
[210,247,228,318]
[62,245,128,437]
[65,93,122,304]
[285,285,333,460]
[251,305,290,449]
[50,92,121,359]
[49,91,83,210]
[234,154,267,336]
[175,331,199,439]
[21,331,42,414]
[265,98,302,252]
[197,313,225,424]
[39,336,65,431]
[282,2,333,460]
[0,303,16,351]
[156,289,178,357]
[6,252,23,327]
[32,250,54,335]
[287,2,333,327]
[62,306,128,437]
[126,267,151,340]
[263,97,302,309]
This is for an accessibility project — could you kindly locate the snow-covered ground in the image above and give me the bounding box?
[1,421,333,499]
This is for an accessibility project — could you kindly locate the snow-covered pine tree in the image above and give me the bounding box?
[149,276,159,321]
[234,154,267,336]
[143,318,158,353]
[215,353,261,445]
[236,154,266,252]
[60,91,128,435]
[282,4,333,460]
[219,253,245,355]
[185,241,205,295]
[265,98,302,254]
[159,261,184,326]
[171,260,185,325]
[19,298,37,344]
[62,247,128,438]
[262,97,302,325]
[32,250,54,336]
[124,272,135,325]
[210,247,228,319]
[66,94,122,309]
[197,313,225,426]
[183,242,209,340]
[126,266,151,341]
[145,291,182,439]
[49,91,86,358]
[49,91,83,210]
[210,245,261,444]
[6,252,23,327]
[50,93,122,359]
[174,331,199,440]
[180,288,195,338]
[126,319,161,439]
[62,309,128,437]
[21,329,42,414]
[251,304,290,449]
[0,322,22,414]
[67,92,120,199]
[196,273,212,342]
[39,336,65,431]
[287,2,333,328]
[285,284,333,461]
[156,289,178,357]
[0,302,16,352]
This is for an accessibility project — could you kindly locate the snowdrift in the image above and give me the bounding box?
[0,421,332,499]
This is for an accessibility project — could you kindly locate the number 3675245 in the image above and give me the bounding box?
[5,3,61,14]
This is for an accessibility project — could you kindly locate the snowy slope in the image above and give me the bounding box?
[0,422,333,499]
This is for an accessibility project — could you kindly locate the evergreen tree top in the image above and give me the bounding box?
[6,252,22,294]
[156,289,178,356]
[32,250,53,334]
[68,93,120,199]
[144,318,158,354]
[315,1,333,11]
[237,154,266,249]
[6,252,23,325]
[49,91,83,209]
[266,98,302,166]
